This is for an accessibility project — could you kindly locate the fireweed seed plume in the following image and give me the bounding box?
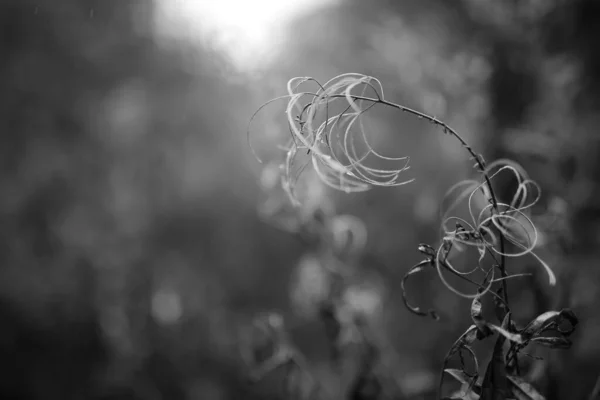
[245,74,577,400]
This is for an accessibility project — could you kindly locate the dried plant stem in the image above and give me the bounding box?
[247,74,577,400]
[324,93,510,309]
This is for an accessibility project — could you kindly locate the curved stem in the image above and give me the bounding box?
[325,93,510,310]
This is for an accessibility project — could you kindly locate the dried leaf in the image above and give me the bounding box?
[445,369,474,386]
[521,311,560,338]
[489,324,524,344]
[445,369,482,397]
[500,312,511,331]
[418,243,437,259]
[445,392,481,400]
[401,260,439,320]
[530,336,572,349]
[449,326,480,357]
[522,309,577,340]
[554,309,578,336]
[481,336,509,400]
[471,296,493,338]
[507,375,546,400]
[441,326,481,399]
[470,300,521,345]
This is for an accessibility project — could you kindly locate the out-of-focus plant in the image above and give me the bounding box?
[244,73,579,399]
[242,153,399,399]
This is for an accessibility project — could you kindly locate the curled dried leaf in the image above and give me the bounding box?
[440,325,481,396]
[418,243,437,259]
[451,325,480,354]
[522,309,578,340]
[401,260,439,320]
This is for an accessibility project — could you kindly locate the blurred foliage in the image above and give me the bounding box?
[0,0,599,399]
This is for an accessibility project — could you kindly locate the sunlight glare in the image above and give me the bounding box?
[156,0,338,71]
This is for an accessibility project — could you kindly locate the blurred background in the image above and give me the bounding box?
[1,0,599,399]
